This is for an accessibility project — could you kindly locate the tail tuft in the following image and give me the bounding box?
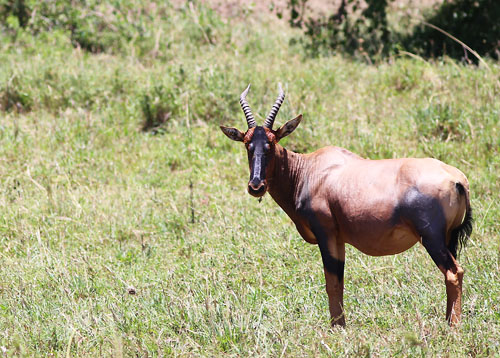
[448,183,473,258]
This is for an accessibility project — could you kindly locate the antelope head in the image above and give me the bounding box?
[220,84,302,197]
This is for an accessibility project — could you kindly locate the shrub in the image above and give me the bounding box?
[404,0,500,62]
[286,0,500,61]
[288,0,394,60]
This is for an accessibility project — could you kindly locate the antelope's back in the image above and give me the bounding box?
[309,150,468,237]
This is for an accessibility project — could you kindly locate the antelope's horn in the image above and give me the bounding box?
[263,83,285,129]
[240,84,256,128]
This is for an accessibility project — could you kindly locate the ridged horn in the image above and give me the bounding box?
[240,84,256,128]
[263,83,285,129]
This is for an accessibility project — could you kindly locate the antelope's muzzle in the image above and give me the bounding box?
[248,178,267,197]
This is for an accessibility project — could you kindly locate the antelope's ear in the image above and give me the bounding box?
[220,126,245,142]
[275,114,302,141]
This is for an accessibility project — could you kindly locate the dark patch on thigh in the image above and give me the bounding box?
[392,187,446,239]
[392,187,454,270]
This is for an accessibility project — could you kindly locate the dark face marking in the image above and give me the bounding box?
[247,126,272,197]
[392,187,454,271]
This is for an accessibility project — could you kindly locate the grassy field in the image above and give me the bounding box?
[0,1,499,356]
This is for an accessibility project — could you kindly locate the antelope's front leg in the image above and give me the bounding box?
[318,239,346,327]
[303,204,345,326]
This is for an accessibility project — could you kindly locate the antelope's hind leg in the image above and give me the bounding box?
[443,257,464,326]
[399,188,464,325]
[422,236,464,325]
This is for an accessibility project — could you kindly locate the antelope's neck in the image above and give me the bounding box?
[268,145,308,215]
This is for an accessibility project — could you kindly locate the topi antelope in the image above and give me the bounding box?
[220,84,472,327]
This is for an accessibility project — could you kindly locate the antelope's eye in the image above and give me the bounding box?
[264,143,271,151]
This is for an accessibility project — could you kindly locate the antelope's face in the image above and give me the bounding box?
[220,84,302,198]
[244,126,275,197]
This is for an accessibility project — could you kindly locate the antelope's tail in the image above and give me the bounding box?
[448,182,473,258]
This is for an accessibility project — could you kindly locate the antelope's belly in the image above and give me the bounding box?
[345,225,420,256]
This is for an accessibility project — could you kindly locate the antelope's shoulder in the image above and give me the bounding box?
[311,145,362,158]
[307,146,363,167]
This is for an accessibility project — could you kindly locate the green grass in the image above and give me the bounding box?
[0,1,499,356]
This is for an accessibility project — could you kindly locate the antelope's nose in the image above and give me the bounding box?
[249,180,264,190]
[248,179,267,197]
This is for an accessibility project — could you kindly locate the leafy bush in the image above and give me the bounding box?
[287,0,500,61]
[404,0,500,62]
[288,0,394,59]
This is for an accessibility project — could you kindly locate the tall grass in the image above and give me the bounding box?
[0,1,499,356]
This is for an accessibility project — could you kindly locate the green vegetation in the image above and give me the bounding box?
[287,0,500,62]
[406,0,500,62]
[0,1,499,356]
